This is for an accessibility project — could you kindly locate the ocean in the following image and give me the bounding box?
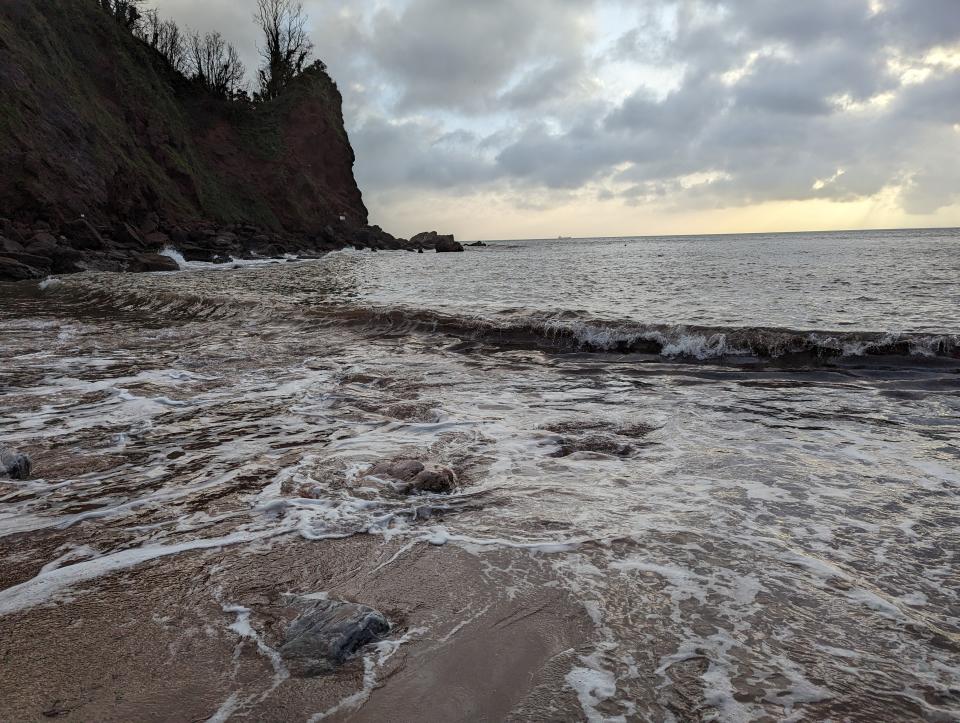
[1,228,958,721]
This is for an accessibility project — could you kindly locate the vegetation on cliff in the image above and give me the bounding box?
[0,0,369,235]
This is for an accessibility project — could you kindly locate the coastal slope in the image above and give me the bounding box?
[0,0,399,279]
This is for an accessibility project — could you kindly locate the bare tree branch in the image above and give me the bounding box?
[254,0,314,101]
[186,31,246,99]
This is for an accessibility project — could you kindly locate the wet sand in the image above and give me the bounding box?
[2,258,959,721]
[0,532,589,721]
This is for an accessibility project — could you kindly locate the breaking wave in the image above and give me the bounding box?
[38,269,960,364]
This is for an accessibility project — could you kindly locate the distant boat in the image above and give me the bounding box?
[557,235,572,240]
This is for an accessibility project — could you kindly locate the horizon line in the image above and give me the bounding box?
[462,224,960,244]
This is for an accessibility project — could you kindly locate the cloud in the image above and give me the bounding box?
[149,0,960,233]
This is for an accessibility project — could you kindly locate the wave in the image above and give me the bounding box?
[35,270,960,365]
[329,307,960,363]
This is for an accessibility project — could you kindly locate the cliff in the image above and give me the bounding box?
[0,0,402,280]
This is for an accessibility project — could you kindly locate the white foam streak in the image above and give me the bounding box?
[0,530,280,616]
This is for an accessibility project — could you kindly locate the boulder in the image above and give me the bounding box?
[127,252,179,273]
[279,599,390,676]
[25,231,59,257]
[366,458,458,494]
[18,233,82,274]
[112,221,147,249]
[0,256,42,282]
[0,236,24,255]
[144,231,171,250]
[64,218,105,250]
[1,449,32,479]
[466,241,487,247]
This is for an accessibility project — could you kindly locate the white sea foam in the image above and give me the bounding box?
[0,530,279,616]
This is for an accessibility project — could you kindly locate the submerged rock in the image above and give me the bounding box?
[366,458,458,494]
[0,449,32,479]
[549,434,633,458]
[279,599,390,676]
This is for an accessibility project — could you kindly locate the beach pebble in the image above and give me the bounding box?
[279,599,389,676]
[0,448,32,480]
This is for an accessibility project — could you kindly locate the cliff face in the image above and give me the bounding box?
[0,0,369,236]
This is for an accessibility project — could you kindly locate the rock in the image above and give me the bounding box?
[417,247,424,254]
[410,230,464,253]
[112,221,147,249]
[366,458,457,493]
[1,449,32,479]
[466,240,487,247]
[4,251,52,271]
[368,459,424,481]
[435,236,464,253]
[0,256,42,281]
[127,252,179,273]
[549,433,633,458]
[139,212,160,235]
[279,599,389,676]
[25,231,59,257]
[411,464,457,493]
[64,218,105,250]
[144,231,171,250]
[0,235,24,255]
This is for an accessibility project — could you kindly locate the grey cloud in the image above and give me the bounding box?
[150,0,960,216]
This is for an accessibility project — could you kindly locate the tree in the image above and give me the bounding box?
[254,0,313,101]
[186,31,246,99]
[100,0,143,29]
[135,10,186,73]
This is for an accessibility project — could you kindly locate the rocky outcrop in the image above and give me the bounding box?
[0,0,412,281]
[279,599,390,676]
[410,231,464,253]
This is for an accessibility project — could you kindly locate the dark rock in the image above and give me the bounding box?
[0,235,24,254]
[366,458,458,494]
[0,256,42,281]
[127,252,179,273]
[1,449,32,479]
[64,218,105,250]
[4,251,52,271]
[466,241,487,247]
[139,212,160,235]
[549,433,633,458]
[144,231,171,250]
[417,247,424,254]
[410,231,464,253]
[25,232,59,256]
[279,599,389,676]
[112,222,147,249]
[435,237,464,252]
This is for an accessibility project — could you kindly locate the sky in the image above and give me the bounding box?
[151,0,960,240]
